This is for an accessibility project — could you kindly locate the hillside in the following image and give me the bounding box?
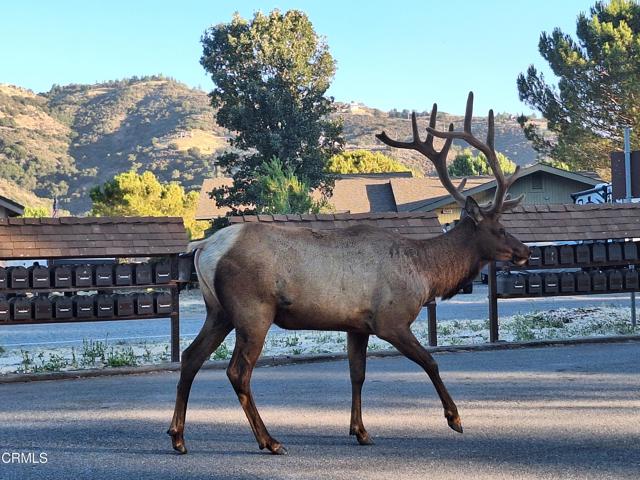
[0,77,542,213]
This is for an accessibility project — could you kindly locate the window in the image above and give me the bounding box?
[531,173,544,191]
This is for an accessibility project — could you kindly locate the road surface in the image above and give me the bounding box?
[1,342,638,479]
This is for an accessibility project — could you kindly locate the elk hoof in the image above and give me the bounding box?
[167,428,188,454]
[356,432,375,446]
[270,444,288,455]
[447,416,464,434]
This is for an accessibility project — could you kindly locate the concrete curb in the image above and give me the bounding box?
[1,334,639,384]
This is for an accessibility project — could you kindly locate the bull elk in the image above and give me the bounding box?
[168,92,530,455]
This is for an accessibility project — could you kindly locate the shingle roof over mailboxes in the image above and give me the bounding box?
[501,203,640,242]
[0,216,188,259]
[229,211,444,240]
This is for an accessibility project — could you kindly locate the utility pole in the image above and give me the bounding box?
[624,127,636,328]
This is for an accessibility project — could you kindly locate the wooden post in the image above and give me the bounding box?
[488,261,499,342]
[427,301,437,347]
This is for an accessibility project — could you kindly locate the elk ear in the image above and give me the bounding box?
[462,196,484,224]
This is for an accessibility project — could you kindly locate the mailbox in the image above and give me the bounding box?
[115,264,133,286]
[53,296,73,319]
[53,266,72,288]
[623,268,639,290]
[624,242,638,261]
[497,273,526,295]
[0,297,9,321]
[154,292,173,314]
[543,246,558,266]
[33,296,52,320]
[560,272,575,293]
[29,264,50,289]
[592,243,607,263]
[10,296,32,320]
[607,243,623,262]
[527,273,542,294]
[0,266,6,289]
[154,262,171,284]
[527,247,542,267]
[576,244,591,264]
[135,293,154,315]
[73,295,94,318]
[543,273,559,294]
[575,271,591,292]
[95,265,113,287]
[590,271,607,291]
[114,294,134,316]
[608,270,623,290]
[9,266,28,289]
[74,265,93,287]
[95,294,114,317]
[559,245,574,265]
[134,263,152,285]
[178,255,194,283]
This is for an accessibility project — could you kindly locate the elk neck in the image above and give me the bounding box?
[413,217,486,301]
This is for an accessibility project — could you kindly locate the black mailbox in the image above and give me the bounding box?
[528,247,542,267]
[559,245,574,265]
[114,294,134,316]
[608,270,623,290]
[9,266,28,289]
[497,273,526,295]
[543,246,558,266]
[607,242,623,262]
[135,293,154,315]
[29,265,50,289]
[95,265,113,287]
[527,273,543,294]
[543,273,559,294]
[576,244,591,264]
[154,292,173,314]
[33,296,52,320]
[592,243,607,263]
[576,271,591,292]
[10,296,32,320]
[624,269,639,290]
[560,272,575,293]
[624,242,638,261]
[74,265,93,287]
[73,295,94,318]
[53,266,72,288]
[134,263,152,285]
[178,255,194,283]
[115,264,133,286]
[95,294,114,317]
[590,271,607,291]
[0,266,6,289]
[154,262,171,284]
[0,297,9,321]
[53,296,73,319]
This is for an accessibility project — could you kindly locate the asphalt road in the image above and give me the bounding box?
[0,284,635,349]
[1,342,639,480]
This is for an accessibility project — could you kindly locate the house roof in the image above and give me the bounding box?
[229,211,443,240]
[0,216,188,259]
[195,177,234,220]
[0,194,25,217]
[501,203,640,242]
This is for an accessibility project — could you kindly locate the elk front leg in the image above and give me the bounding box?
[168,312,232,454]
[347,332,374,445]
[382,328,463,433]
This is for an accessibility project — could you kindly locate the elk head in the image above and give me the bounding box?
[376,92,530,266]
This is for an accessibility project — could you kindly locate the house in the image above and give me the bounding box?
[0,194,24,218]
[195,163,601,224]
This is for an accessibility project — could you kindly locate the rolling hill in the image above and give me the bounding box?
[0,76,542,213]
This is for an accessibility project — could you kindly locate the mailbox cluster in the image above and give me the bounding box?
[496,240,640,297]
[0,262,171,290]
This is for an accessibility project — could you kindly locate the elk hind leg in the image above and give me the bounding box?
[347,332,374,445]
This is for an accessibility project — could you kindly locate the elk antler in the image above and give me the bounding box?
[376,103,468,208]
[425,92,524,214]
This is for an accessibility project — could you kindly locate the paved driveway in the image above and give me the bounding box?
[1,342,639,479]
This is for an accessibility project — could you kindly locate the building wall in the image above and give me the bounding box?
[433,173,593,224]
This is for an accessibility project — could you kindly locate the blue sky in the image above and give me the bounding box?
[0,0,595,114]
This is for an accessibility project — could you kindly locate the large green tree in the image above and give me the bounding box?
[447,148,516,177]
[517,0,640,176]
[326,149,419,175]
[201,10,343,213]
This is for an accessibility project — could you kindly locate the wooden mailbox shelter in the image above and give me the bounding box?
[0,216,189,362]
